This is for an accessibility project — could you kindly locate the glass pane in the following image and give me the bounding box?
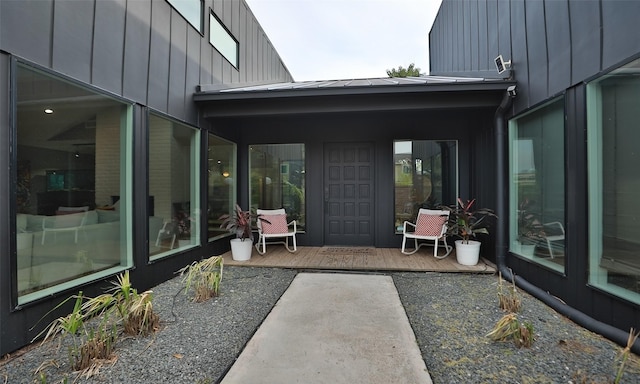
[16,64,132,304]
[167,0,203,32]
[509,98,565,273]
[588,58,640,303]
[207,134,236,241]
[393,140,458,232]
[249,144,305,230]
[210,13,238,68]
[148,114,200,259]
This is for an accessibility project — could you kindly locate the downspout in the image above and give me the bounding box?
[494,86,640,354]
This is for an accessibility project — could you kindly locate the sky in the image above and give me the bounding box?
[245,0,444,82]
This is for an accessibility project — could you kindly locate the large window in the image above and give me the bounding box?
[588,58,640,303]
[393,140,457,232]
[210,12,239,68]
[509,98,565,273]
[207,134,236,241]
[148,114,200,259]
[15,63,133,304]
[167,0,203,33]
[249,144,305,230]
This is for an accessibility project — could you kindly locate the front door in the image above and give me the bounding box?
[324,142,374,246]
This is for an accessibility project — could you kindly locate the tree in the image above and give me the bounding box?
[386,63,421,78]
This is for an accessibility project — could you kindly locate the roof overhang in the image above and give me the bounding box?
[194,76,516,118]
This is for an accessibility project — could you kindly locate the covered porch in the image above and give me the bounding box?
[222,246,495,273]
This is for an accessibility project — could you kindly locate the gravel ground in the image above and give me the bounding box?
[1,266,638,383]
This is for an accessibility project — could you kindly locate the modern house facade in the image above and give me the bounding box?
[1,0,517,356]
[430,0,640,344]
[6,0,635,357]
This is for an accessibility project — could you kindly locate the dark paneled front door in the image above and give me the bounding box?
[324,142,374,246]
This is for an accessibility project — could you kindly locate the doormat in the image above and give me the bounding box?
[319,247,376,256]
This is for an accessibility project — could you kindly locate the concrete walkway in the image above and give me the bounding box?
[221,273,432,384]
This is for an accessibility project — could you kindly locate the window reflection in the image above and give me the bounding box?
[509,98,565,273]
[588,59,640,303]
[148,114,200,259]
[249,144,305,230]
[393,140,457,232]
[15,64,132,303]
[208,135,236,241]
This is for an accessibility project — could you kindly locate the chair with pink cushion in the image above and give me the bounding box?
[255,208,297,255]
[401,209,452,258]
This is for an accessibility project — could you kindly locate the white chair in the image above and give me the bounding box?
[543,221,565,258]
[255,208,297,255]
[41,208,88,244]
[401,209,452,258]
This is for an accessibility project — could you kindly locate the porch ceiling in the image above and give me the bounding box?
[195,76,516,118]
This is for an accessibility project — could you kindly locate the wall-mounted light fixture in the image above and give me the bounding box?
[44,108,54,114]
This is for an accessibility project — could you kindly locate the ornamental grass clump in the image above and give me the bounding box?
[32,292,118,373]
[614,328,640,384]
[497,272,521,313]
[33,271,159,376]
[486,313,535,348]
[178,255,224,302]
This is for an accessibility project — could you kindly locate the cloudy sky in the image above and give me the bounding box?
[245,0,443,82]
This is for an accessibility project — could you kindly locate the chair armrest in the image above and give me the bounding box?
[403,221,416,233]
[288,220,297,233]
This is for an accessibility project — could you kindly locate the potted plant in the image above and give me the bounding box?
[219,204,261,261]
[445,198,497,266]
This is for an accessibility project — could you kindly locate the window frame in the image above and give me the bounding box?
[166,0,204,34]
[508,96,566,274]
[209,11,239,69]
[13,60,135,306]
[586,58,640,304]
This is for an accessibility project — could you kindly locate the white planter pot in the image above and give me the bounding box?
[230,238,253,261]
[455,240,481,266]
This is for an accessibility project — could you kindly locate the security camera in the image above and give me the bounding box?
[495,55,512,74]
[507,85,517,98]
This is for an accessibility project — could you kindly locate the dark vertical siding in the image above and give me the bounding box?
[568,0,600,84]
[525,0,547,102]
[123,0,152,102]
[52,0,95,83]
[185,28,202,120]
[1,0,292,124]
[0,1,53,66]
[601,1,640,69]
[93,0,126,93]
[431,0,640,109]
[168,10,188,118]
[148,1,172,111]
[545,0,571,95]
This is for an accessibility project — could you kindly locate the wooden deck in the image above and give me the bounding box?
[221,245,496,273]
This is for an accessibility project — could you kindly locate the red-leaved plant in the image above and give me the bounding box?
[445,198,497,243]
[219,204,269,241]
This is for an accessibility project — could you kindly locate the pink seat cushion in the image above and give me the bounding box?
[414,214,447,236]
[261,214,289,234]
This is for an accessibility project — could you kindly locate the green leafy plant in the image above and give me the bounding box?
[487,313,534,348]
[444,198,497,243]
[178,256,224,302]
